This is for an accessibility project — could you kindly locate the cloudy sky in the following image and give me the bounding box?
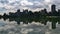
[0,0,60,14]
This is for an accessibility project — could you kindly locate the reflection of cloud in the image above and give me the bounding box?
[0,20,47,34]
[21,28,33,34]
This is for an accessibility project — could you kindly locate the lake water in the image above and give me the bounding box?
[0,18,60,34]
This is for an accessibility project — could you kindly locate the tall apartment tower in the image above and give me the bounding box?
[51,4,56,13]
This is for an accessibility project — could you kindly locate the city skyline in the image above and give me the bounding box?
[0,4,59,18]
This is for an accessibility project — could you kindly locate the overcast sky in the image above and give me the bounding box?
[0,0,60,14]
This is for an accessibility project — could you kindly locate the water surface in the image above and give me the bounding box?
[0,18,60,34]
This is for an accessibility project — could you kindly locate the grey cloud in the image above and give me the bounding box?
[0,0,60,13]
[0,0,9,4]
[50,0,60,9]
[28,0,44,2]
[0,7,7,11]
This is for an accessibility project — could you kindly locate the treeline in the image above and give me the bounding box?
[0,4,60,18]
[1,9,60,18]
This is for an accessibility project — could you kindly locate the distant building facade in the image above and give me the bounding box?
[51,4,57,16]
[51,4,56,13]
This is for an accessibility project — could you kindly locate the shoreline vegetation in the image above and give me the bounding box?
[0,4,60,19]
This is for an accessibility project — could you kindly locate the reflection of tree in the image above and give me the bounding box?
[58,21,60,24]
[23,21,28,24]
[15,19,20,25]
[39,20,47,25]
[0,16,60,30]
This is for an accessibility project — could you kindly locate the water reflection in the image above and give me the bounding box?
[0,18,60,34]
[1,17,60,29]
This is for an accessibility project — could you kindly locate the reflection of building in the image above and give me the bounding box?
[52,21,56,29]
[58,21,60,24]
[16,21,20,25]
[41,20,47,25]
[23,21,28,24]
[47,21,57,29]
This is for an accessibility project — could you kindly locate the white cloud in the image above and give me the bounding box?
[0,3,4,7]
[8,0,17,3]
[20,0,33,6]
[45,0,51,3]
[0,0,60,14]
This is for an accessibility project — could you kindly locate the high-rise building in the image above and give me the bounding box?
[15,9,21,16]
[23,9,28,14]
[51,4,56,13]
[58,9,60,13]
[58,9,60,16]
[17,9,20,12]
